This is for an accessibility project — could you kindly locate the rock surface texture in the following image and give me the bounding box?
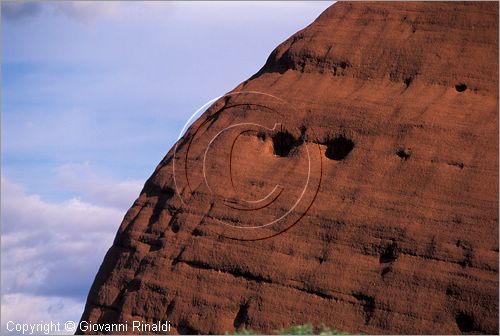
[79,2,499,334]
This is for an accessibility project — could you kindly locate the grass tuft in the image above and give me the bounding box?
[227,324,347,335]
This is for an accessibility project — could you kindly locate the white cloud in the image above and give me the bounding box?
[1,1,173,23]
[1,1,43,22]
[1,176,125,234]
[3,1,330,24]
[1,293,83,335]
[55,162,143,209]
[51,1,123,22]
[1,176,128,330]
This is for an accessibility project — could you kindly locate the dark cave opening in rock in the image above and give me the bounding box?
[396,148,411,161]
[404,76,413,88]
[455,312,477,333]
[455,83,467,92]
[323,136,355,160]
[339,61,350,69]
[233,301,250,329]
[379,241,399,263]
[272,130,298,157]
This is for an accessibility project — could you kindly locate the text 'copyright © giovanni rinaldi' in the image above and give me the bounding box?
[5,320,172,335]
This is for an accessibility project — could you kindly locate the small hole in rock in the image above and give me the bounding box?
[192,228,204,237]
[272,130,298,157]
[455,83,467,92]
[324,136,355,161]
[233,301,250,329]
[396,148,411,161]
[448,161,464,169]
[166,300,176,316]
[455,312,476,333]
[171,221,180,233]
[459,251,473,268]
[339,61,349,69]
[127,279,142,292]
[149,241,163,252]
[380,241,399,263]
[404,76,413,88]
[446,284,460,297]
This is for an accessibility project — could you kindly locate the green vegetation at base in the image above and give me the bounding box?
[228,323,348,335]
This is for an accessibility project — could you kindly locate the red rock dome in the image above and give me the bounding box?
[78,2,498,334]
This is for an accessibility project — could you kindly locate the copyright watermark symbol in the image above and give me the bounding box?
[172,91,323,241]
[64,321,76,332]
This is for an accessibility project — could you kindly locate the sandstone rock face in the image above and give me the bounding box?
[78,2,498,334]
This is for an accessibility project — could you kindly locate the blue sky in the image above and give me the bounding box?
[1,1,333,332]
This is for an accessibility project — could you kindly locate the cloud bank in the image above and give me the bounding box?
[55,162,143,209]
[1,175,136,330]
[1,1,134,22]
[1,1,42,21]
